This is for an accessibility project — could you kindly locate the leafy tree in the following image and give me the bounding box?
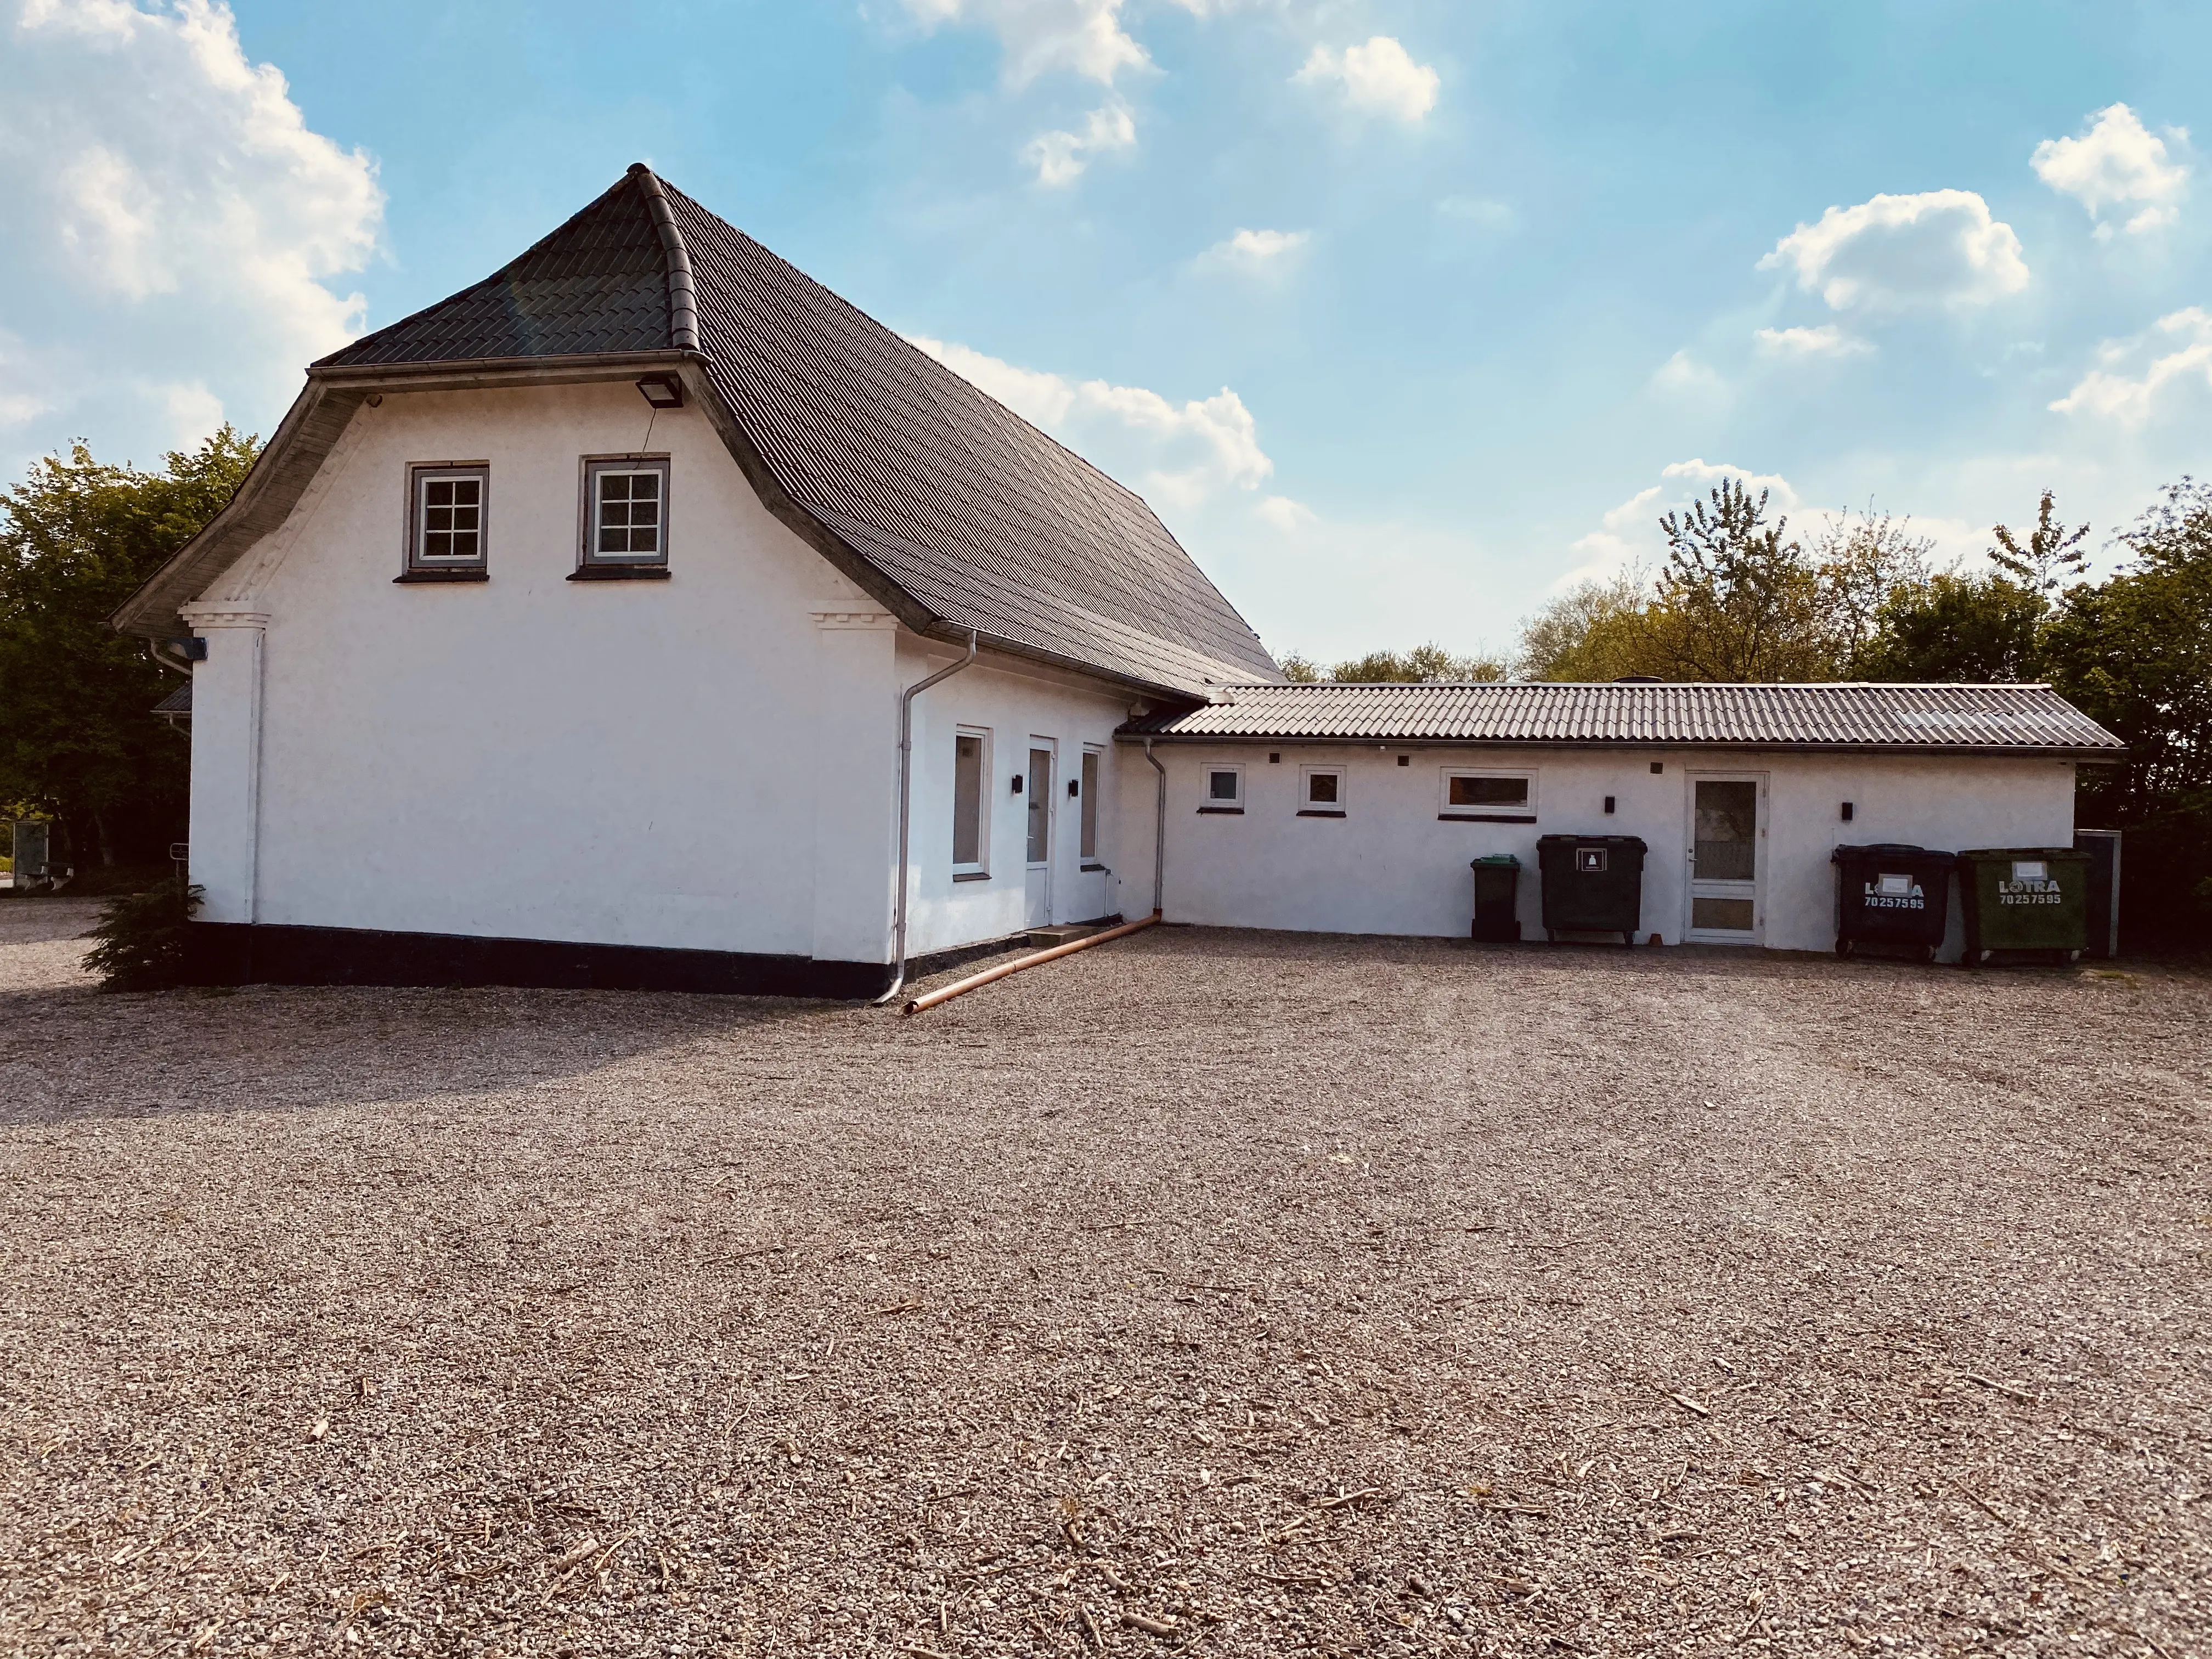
[1515,573,1668,681]
[1853,573,2046,682]
[0,430,257,865]
[1277,642,1506,683]
[1651,479,1828,681]
[1809,506,1934,674]
[2041,478,2212,949]
[1989,488,2090,597]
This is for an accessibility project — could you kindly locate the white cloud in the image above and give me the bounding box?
[1023,99,1135,184]
[2032,103,2188,235]
[2049,307,2212,426]
[1255,494,1316,531]
[1753,324,1872,358]
[909,334,1272,507]
[899,0,1148,86]
[1651,349,1722,396]
[1294,36,1438,123]
[0,0,382,463]
[1195,227,1311,276]
[1562,460,1801,587]
[1435,195,1516,232]
[1759,190,2028,313]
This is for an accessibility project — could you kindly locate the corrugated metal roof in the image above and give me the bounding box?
[1118,681,2125,755]
[310,167,1277,697]
[151,681,192,716]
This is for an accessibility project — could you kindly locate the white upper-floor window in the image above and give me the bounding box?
[403,463,489,580]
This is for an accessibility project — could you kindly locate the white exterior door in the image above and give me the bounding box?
[1686,774,1766,944]
[1024,741,1055,926]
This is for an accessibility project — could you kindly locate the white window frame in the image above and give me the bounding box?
[1199,763,1245,814]
[404,462,489,575]
[1298,764,1347,817]
[1079,744,1104,868]
[952,725,991,881]
[1440,767,1538,822]
[578,454,672,572]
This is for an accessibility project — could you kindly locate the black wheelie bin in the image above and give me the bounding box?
[1957,847,2092,966]
[1536,834,1647,945]
[1831,843,1955,962]
[1470,855,1522,943]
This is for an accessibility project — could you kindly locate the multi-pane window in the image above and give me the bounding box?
[952,730,988,877]
[405,464,489,575]
[578,457,670,573]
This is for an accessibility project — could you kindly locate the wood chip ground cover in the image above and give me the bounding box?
[0,900,2205,1657]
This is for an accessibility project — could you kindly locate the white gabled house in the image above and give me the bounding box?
[115,166,2125,990]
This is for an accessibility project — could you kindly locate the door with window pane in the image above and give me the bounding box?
[1024,742,1054,926]
[1686,776,1763,942]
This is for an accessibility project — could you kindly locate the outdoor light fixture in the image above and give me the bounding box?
[1011,775,1024,794]
[1604,795,1616,814]
[1841,802,1855,822]
[635,374,685,410]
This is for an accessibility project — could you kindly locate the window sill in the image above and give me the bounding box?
[1079,862,1107,873]
[1297,809,1347,819]
[952,870,991,883]
[394,568,488,584]
[1196,805,1244,815]
[568,565,672,581]
[1440,812,1537,823]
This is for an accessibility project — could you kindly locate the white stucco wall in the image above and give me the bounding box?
[898,646,1138,958]
[1113,741,2078,960]
[185,380,907,960]
[179,376,1148,968]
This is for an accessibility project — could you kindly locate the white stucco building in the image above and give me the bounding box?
[115,166,2124,991]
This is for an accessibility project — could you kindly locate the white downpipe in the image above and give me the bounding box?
[873,630,980,1006]
[1143,738,1167,918]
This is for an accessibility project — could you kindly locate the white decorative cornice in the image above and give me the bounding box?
[179,603,271,630]
[810,606,898,631]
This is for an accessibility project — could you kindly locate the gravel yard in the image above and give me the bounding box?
[1,902,2207,1659]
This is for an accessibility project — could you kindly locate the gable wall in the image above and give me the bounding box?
[186,380,900,962]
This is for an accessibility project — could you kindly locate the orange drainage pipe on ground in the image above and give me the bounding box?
[902,912,1161,1015]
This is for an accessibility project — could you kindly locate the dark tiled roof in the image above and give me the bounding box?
[151,681,192,716]
[1118,681,2125,756]
[310,168,1276,697]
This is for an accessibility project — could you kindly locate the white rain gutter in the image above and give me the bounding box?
[1143,737,1167,917]
[873,630,980,1007]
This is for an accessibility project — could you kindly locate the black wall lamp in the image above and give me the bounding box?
[1011,775,1024,794]
[635,374,685,409]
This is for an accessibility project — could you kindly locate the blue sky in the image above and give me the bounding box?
[4,1,2210,664]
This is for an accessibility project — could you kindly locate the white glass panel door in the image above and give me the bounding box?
[1025,742,1054,926]
[1686,776,1763,942]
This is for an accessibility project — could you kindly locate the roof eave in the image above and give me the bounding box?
[1111,730,2126,761]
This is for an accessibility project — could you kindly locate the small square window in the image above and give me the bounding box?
[1441,770,1536,821]
[1298,765,1346,816]
[577,455,671,575]
[1200,766,1244,813]
[404,463,489,577]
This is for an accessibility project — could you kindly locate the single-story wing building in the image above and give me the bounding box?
[113,166,2124,991]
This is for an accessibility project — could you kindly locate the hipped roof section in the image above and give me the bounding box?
[116,166,1280,701]
[1118,680,2125,759]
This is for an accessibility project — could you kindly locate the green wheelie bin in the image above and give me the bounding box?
[1957,847,2091,966]
[1536,834,1646,946]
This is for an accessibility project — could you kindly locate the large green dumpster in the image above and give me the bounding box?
[1957,847,2091,966]
[1470,855,1521,943]
[1536,834,1646,945]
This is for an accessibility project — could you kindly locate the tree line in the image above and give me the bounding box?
[1282,475,2212,950]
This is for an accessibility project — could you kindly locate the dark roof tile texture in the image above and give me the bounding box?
[315,170,1275,696]
[1118,681,2124,755]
